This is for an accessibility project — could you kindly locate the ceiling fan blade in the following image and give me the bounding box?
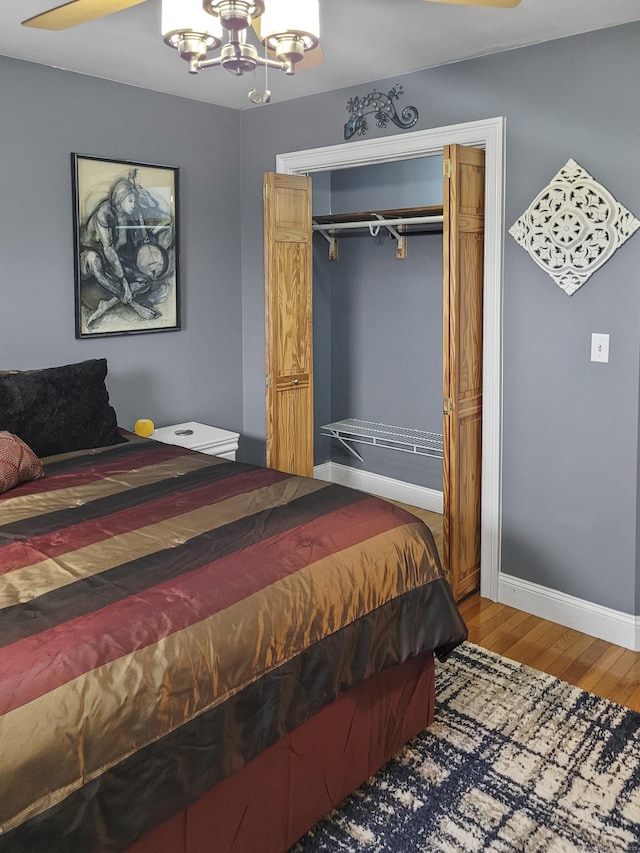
[421,0,521,7]
[22,0,147,30]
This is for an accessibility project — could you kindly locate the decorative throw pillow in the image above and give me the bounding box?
[0,358,125,458]
[0,431,45,494]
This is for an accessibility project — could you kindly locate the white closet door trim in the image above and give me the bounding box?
[276,116,505,602]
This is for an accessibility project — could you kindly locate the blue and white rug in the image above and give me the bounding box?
[291,642,640,852]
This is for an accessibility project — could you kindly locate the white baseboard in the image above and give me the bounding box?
[499,573,640,652]
[313,461,443,513]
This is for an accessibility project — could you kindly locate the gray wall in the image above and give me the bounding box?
[320,159,444,489]
[327,157,443,214]
[2,24,640,618]
[312,158,444,490]
[325,229,443,489]
[0,55,243,438]
[239,23,640,615]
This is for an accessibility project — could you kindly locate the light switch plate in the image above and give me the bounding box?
[591,333,609,363]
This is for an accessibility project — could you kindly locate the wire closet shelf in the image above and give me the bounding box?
[321,418,443,464]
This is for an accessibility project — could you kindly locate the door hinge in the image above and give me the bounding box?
[443,158,453,179]
[263,183,269,200]
[265,373,272,388]
[443,397,454,415]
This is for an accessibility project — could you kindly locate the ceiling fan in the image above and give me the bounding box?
[22,0,521,32]
[21,0,520,98]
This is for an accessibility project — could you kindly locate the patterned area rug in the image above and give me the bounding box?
[290,642,640,852]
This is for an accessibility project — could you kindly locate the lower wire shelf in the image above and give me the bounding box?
[320,418,443,463]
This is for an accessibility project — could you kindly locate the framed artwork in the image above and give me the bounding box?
[72,153,180,338]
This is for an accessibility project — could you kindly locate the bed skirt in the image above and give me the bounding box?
[126,651,436,853]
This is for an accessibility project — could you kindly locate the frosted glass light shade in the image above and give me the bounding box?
[162,0,222,47]
[260,0,320,48]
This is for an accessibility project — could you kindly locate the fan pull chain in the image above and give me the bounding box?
[263,42,271,103]
[247,45,271,104]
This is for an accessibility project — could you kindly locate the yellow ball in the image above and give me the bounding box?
[134,418,155,438]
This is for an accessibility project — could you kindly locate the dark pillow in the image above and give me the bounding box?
[0,359,125,458]
[0,431,45,494]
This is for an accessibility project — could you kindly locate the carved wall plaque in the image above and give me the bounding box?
[509,159,639,295]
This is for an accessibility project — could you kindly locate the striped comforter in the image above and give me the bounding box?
[0,436,466,851]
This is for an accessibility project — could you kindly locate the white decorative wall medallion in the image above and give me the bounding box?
[509,159,640,295]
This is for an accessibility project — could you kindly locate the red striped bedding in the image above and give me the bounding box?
[0,436,466,851]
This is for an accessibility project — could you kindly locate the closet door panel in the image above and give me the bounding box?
[271,244,311,375]
[264,172,314,477]
[449,402,482,597]
[443,145,485,601]
[458,232,484,398]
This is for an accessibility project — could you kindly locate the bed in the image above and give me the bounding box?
[0,359,467,853]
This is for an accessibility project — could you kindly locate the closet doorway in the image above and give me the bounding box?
[265,118,505,603]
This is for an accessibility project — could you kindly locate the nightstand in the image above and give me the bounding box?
[150,421,240,460]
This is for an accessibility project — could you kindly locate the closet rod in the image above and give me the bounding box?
[313,214,444,233]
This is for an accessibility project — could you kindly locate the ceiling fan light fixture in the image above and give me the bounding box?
[160,0,320,84]
[203,1,264,32]
[162,0,223,70]
[260,0,320,67]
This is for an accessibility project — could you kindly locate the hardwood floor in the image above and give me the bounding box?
[458,593,640,712]
[386,502,640,712]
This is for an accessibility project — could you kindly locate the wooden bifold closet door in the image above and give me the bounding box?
[263,172,314,478]
[442,144,485,601]
[263,144,485,601]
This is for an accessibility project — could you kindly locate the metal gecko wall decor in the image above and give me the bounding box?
[344,84,418,140]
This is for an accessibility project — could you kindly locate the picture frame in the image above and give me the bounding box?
[72,153,180,338]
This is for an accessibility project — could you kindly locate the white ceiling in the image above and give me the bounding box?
[3,0,640,110]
